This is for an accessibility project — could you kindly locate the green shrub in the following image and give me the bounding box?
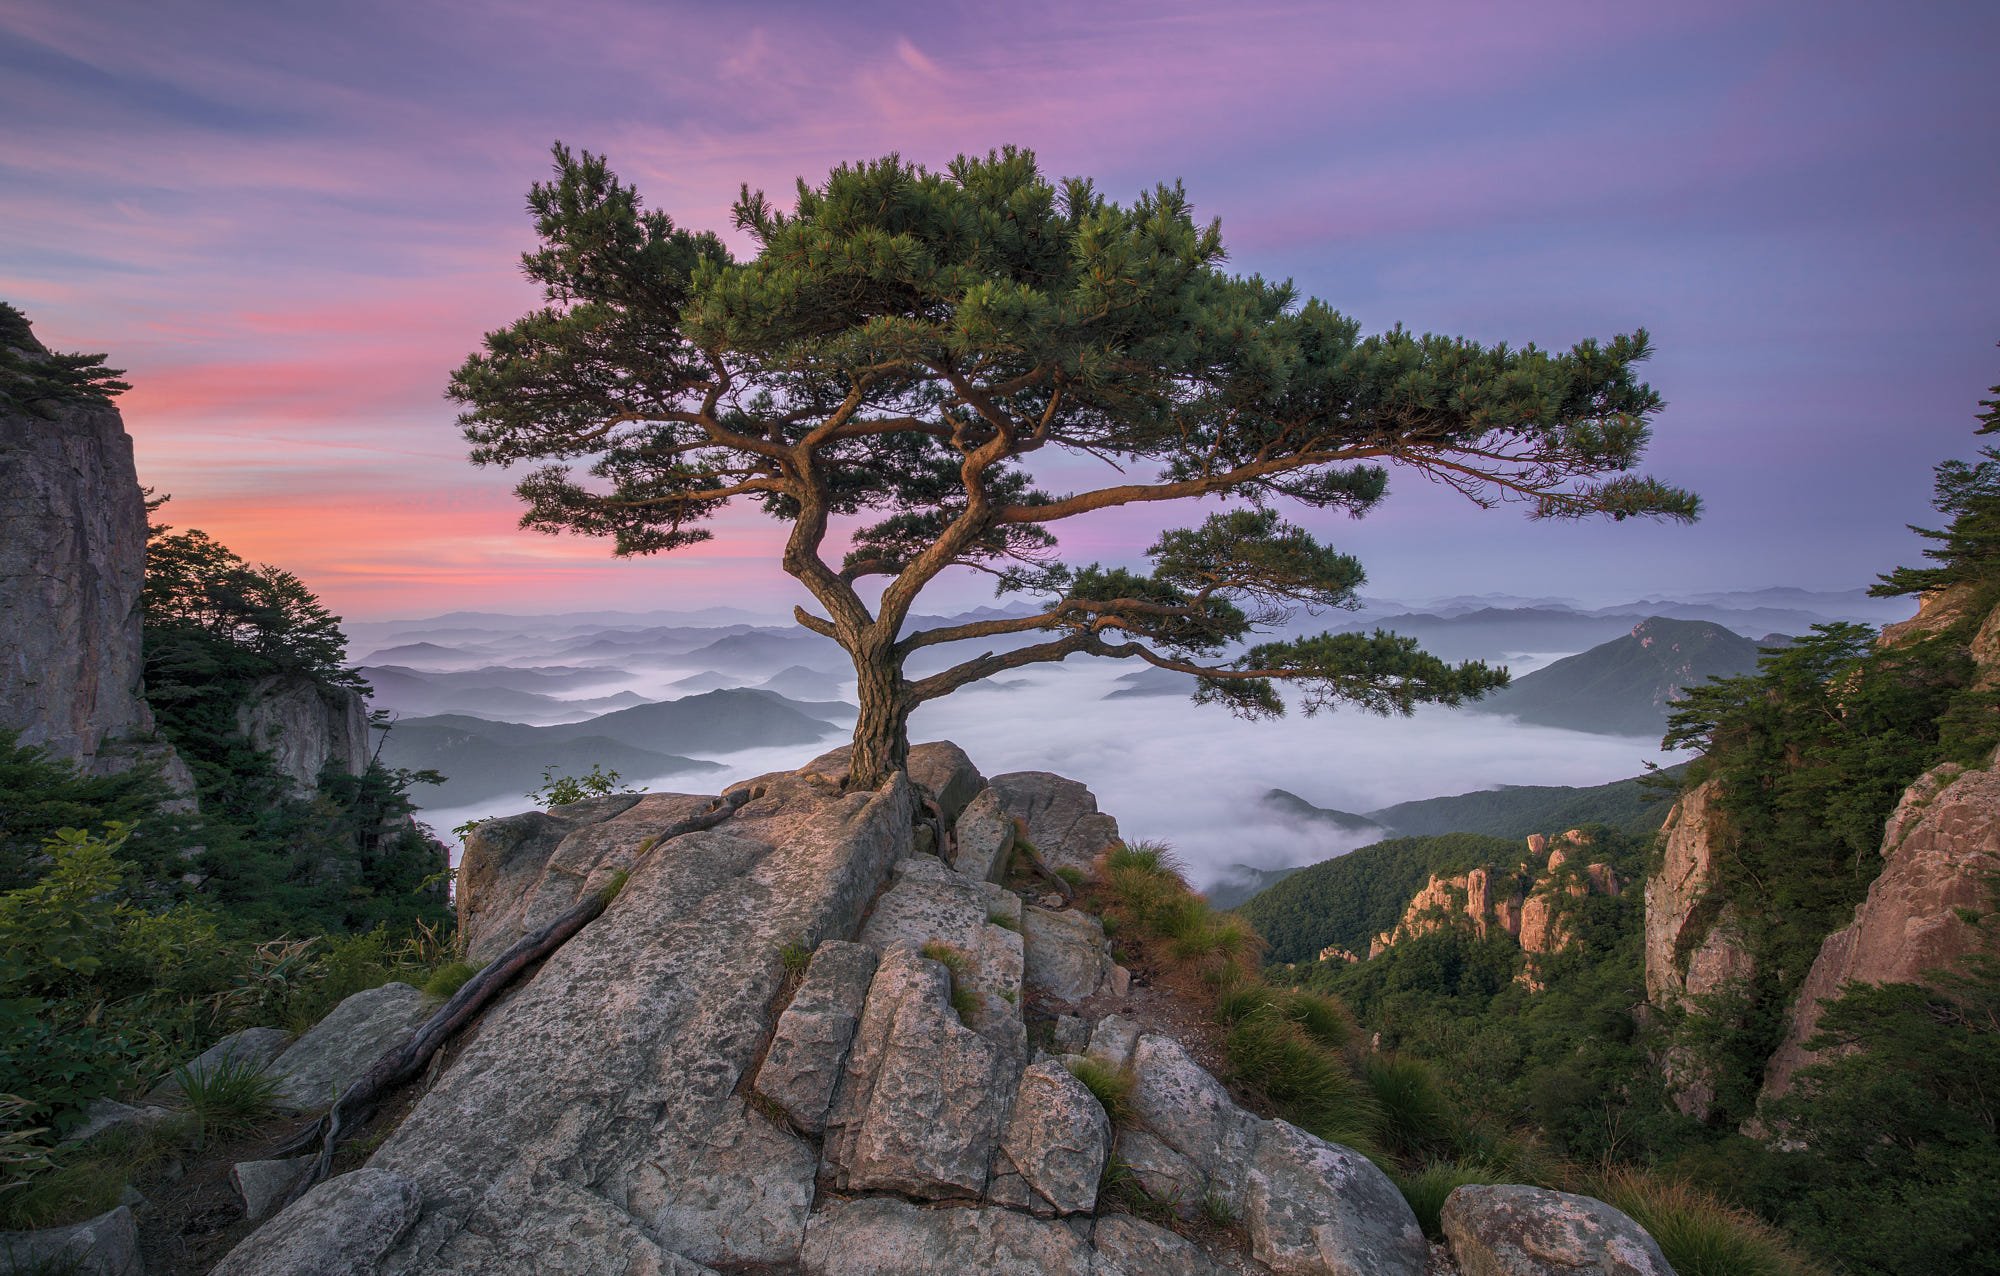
[1394,1160,1501,1239]
[1596,1169,1818,1276]
[1363,1053,1460,1158]
[176,1056,280,1144]
[1065,1057,1136,1123]
[422,961,478,1000]
[1224,1009,1379,1151]
[1273,987,1358,1054]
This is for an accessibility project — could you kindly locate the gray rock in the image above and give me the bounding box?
[209,1168,422,1276]
[268,982,430,1111]
[953,786,1017,882]
[1052,1014,1091,1053]
[997,1059,1111,1215]
[233,1155,314,1221]
[64,1097,173,1148]
[0,337,154,771]
[826,947,1017,1199]
[215,771,914,1274]
[800,1196,1113,1275]
[455,791,699,963]
[1129,1034,1262,1209]
[1113,1127,1207,1217]
[149,1024,293,1103]
[1091,1214,1219,1276]
[990,771,1122,875]
[1022,905,1114,1002]
[857,856,1026,1051]
[1086,1014,1143,1069]
[641,1098,816,1267]
[234,673,370,798]
[1245,1118,1428,1276]
[1440,1185,1673,1276]
[755,940,877,1132]
[0,1203,141,1276]
[801,741,986,823]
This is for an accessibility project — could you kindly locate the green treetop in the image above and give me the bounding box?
[450,145,1697,788]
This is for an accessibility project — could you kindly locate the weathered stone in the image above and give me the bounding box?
[0,325,153,771]
[458,791,710,964]
[212,773,916,1274]
[1441,1184,1672,1276]
[1086,1013,1142,1069]
[1128,1034,1261,1208]
[638,1098,816,1267]
[1021,905,1114,1003]
[235,673,371,798]
[148,1024,293,1103]
[997,1059,1111,1215]
[990,771,1122,875]
[954,786,1018,882]
[1113,1127,1207,1216]
[801,740,985,822]
[268,982,431,1111]
[210,1169,423,1276]
[1051,1014,1091,1053]
[826,947,1017,1198]
[857,856,1027,1050]
[755,940,877,1132]
[234,1155,314,1221]
[64,1097,173,1147]
[1090,1214,1218,1276]
[800,1196,1111,1276]
[0,1203,141,1276]
[1643,779,1748,1009]
[1762,745,2000,1103]
[1245,1118,1427,1275]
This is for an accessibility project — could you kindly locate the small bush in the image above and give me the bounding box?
[1271,988,1357,1054]
[1394,1160,1500,1239]
[1363,1053,1460,1158]
[1595,1168,1819,1276]
[1055,866,1087,888]
[1066,1057,1136,1123]
[1106,841,1183,877]
[422,961,478,1000]
[176,1056,281,1144]
[1225,1009,1380,1151]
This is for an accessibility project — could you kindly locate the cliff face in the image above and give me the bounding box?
[0,326,153,770]
[1759,746,2000,1102]
[1367,829,1621,968]
[1642,779,1755,1012]
[235,673,372,797]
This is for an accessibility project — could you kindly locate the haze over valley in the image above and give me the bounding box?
[361,585,1908,887]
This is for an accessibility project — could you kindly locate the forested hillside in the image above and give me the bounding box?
[1241,832,1522,962]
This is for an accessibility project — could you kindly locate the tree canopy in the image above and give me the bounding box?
[451,145,1696,785]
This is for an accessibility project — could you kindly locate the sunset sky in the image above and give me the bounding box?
[4,1,1996,621]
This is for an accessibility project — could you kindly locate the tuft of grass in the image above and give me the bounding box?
[1224,1009,1380,1152]
[1394,1160,1501,1239]
[986,909,1020,932]
[176,1056,281,1145]
[1055,866,1087,888]
[1362,1054,1459,1158]
[1106,841,1183,876]
[779,941,813,980]
[948,985,980,1024]
[1065,1056,1137,1124]
[596,868,630,904]
[422,961,478,1000]
[0,1155,127,1232]
[1271,988,1358,1054]
[1214,981,1274,1024]
[1594,1168,1822,1276]
[919,941,970,980]
[1200,1187,1238,1226]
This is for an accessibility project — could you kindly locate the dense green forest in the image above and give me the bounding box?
[1366,768,1682,840]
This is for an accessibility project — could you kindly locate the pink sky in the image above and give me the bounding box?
[4,1,1996,619]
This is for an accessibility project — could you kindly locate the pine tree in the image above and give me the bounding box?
[451,146,1697,787]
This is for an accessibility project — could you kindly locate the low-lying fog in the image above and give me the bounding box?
[400,634,1676,891]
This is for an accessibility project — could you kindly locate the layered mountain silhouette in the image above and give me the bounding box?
[1470,617,1768,735]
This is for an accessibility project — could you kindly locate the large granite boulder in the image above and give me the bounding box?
[800,1197,1109,1276]
[221,771,915,1274]
[989,1058,1111,1216]
[802,740,985,822]
[990,771,1122,874]
[1440,1185,1672,1276]
[268,982,432,1111]
[0,1203,142,1276]
[211,1168,425,1276]
[453,793,646,961]
[755,939,877,1133]
[1245,1119,1428,1276]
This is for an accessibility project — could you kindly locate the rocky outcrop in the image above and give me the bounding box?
[990,770,1122,874]
[218,744,1649,1276]
[1759,746,2000,1103]
[0,318,154,772]
[267,982,431,1111]
[236,672,372,797]
[1643,780,1753,1010]
[1440,1185,1672,1276]
[1368,831,1620,967]
[0,1203,142,1276]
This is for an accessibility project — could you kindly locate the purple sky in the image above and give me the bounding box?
[4,1,1996,620]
